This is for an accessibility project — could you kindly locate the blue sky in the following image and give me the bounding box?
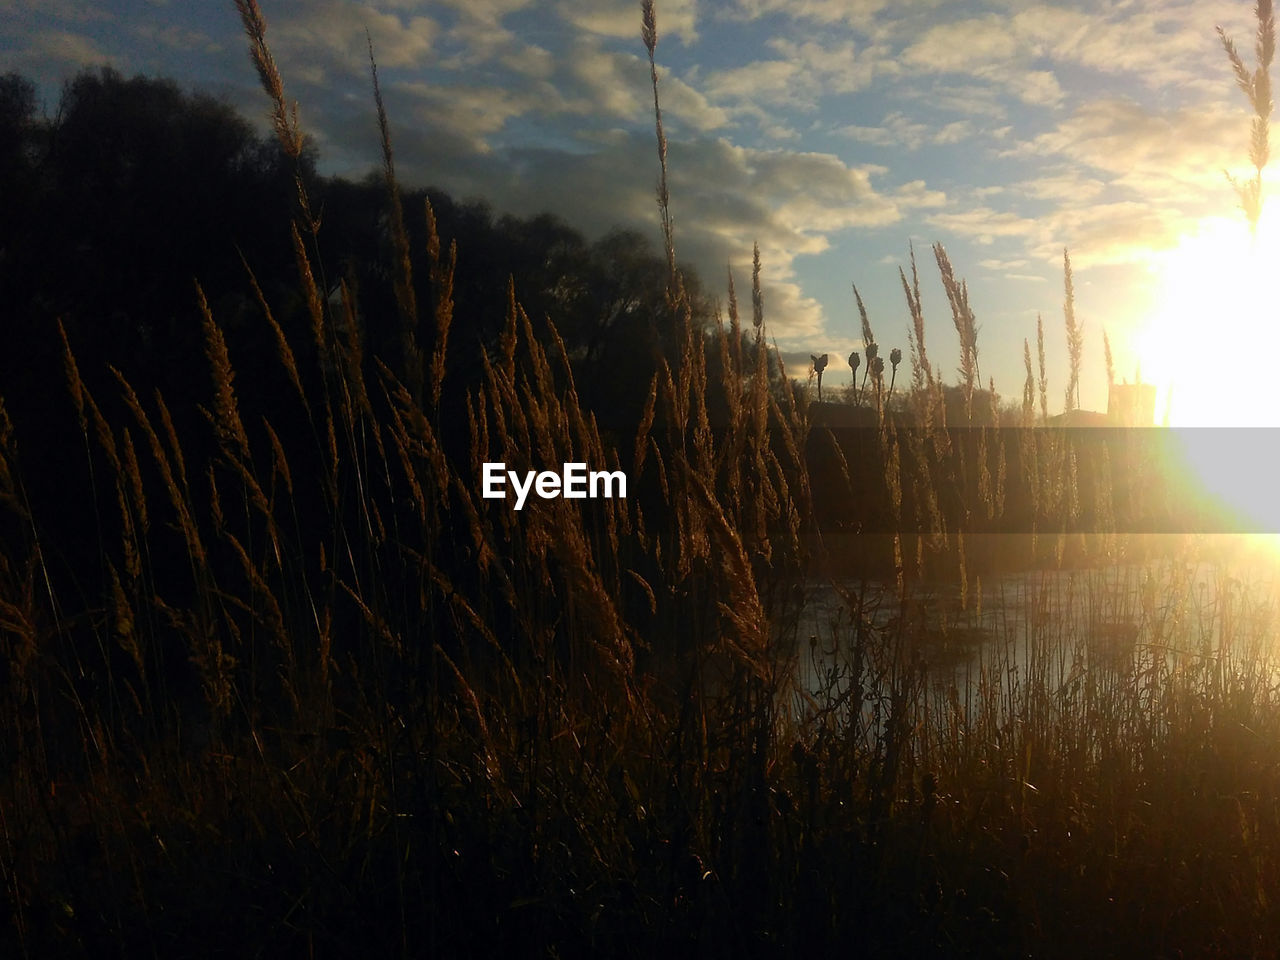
[3,0,1271,419]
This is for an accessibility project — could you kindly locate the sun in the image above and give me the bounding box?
[1137,211,1280,429]
[1135,210,1280,541]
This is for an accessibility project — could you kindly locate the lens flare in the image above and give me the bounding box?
[1138,211,1280,541]
[1138,212,1280,428]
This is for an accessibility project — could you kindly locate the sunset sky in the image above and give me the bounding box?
[3,0,1273,419]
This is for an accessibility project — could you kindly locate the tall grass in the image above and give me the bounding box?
[1219,0,1274,233]
[3,1,1280,957]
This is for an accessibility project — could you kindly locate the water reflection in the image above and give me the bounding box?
[792,536,1280,727]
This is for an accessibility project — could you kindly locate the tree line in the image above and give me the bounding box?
[0,67,717,561]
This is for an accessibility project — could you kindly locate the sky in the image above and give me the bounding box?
[3,0,1276,422]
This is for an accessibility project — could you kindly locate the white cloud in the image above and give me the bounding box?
[557,0,698,44]
[901,17,1021,74]
[704,37,886,122]
[728,0,894,30]
[934,120,974,144]
[837,112,930,149]
[414,0,556,79]
[500,42,556,80]
[896,180,948,208]
[271,2,438,76]
[1012,69,1063,106]
[23,30,111,70]
[561,42,646,118]
[704,59,811,111]
[927,193,1188,270]
[900,18,1065,107]
[1014,171,1107,203]
[905,82,1008,120]
[1014,98,1242,191]
[927,206,1041,246]
[1009,4,1227,90]
[1029,201,1185,268]
[395,80,541,152]
[836,112,975,150]
[656,73,733,132]
[765,37,889,93]
[428,0,532,21]
[898,4,1235,101]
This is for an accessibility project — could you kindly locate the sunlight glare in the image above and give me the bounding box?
[1138,211,1280,539]
[1139,211,1280,428]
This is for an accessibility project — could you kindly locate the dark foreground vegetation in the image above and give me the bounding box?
[3,2,1280,957]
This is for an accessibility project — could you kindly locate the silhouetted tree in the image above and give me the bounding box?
[3,68,307,402]
[0,67,722,579]
[0,73,38,262]
[0,69,308,584]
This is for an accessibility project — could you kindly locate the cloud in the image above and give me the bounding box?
[898,4,1236,105]
[903,82,1009,120]
[655,73,733,133]
[765,37,890,93]
[944,96,1257,269]
[429,0,532,22]
[557,0,698,45]
[392,0,558,81]
[900,14,1065,107]
[979,257,1029,270]
[727,0,894,30]
[926,193,1188,270]
[395,81,542,152]
[895,180,948,208]
[836,112,975,150]
[1014,171,1107,202]
[19,30,112,71]
[934,120,974,144]
[901,16,1021,74]
[540,42,728,133]
[337,40,725,162]
[561,42,646,118]
[384,128,906,347]
[927,206,1041,246]
[704,37,885,119]
[1008,3,1236,90]
[1015,98,1240,188]
[131,22,219,54]
[1012,70,1063,106]
[703,59,812,111]
[499,42,556,80]
[9,0,1250,401]
[837,112,930,149]
[938,194,1198,274]
[269,2,439,77]
[0,0,112,21]
[1030,201,1185,268]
